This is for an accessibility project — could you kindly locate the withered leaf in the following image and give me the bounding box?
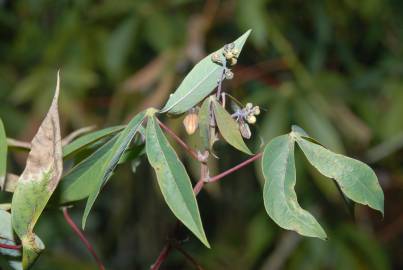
[11,71,63,269]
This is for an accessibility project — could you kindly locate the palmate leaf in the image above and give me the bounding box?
[82,111,146,228]
[212,98,252,155]
[0,118,6,190]
[293,130,384,215]
[262,135,326,239]
[11,72,63,269]
[262,126,384,239]
[160,30,251,114]
[145,113,209,247]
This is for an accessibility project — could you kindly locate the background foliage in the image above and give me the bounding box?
[1,0,402,269]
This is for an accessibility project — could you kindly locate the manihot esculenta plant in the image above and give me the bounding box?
[0,30,384,269]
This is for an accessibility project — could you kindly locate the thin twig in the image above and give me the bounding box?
[0,242,21,250]
[7,138,31,150]
[62,208,105,270]
[157,118,199,160]
[150,244,173,270]
[208,152,262,183]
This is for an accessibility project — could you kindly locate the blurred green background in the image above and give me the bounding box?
[1,0,403,269]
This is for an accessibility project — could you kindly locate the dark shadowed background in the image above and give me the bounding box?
[1,0,402,269]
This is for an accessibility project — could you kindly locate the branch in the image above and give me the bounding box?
[173,242,204,270]
[62,208,105,270]
[157,118,199,160]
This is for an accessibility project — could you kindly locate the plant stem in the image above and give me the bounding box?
[150,244,172,270]
[0,242,21,250]
[157,118,199,160]
[172,243,204,270]
[62,208,105,270]
[208,152,262,183]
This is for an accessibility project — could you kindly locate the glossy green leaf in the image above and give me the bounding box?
[11,73,63,269]
[262,135,327,239]
[82,111,146,228]
[294,134,384,215]
[62,125,124,158]
[212,98,252,155]
[0,209,22,270]
[145,115,209,247]
[0,118,7,190]
[57,135,118,204]
[160,30,251,114]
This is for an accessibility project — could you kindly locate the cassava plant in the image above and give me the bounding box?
[0,30,384,270]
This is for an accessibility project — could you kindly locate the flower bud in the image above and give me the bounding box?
[183,112,199,135]
[246,115,256,124]
[246,103,253,110]
[253,106,260,115]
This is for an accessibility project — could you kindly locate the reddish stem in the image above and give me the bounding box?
[150,244,172,270]
[0,243,21,250]
[62,208,105,270]
[157,118,199,160]
[208,153,262,183]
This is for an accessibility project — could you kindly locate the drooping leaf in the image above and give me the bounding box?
[56,135,118,204]
[82,111,146,228]
[0,118,7,190]
[62,125,124,158]
[262,135,327,239]
[294,134,384,215]
[0,209,22,270]
[11,72,63,269]
[145,114,209,247]
[160,30,251,114]
[212,98,252,155]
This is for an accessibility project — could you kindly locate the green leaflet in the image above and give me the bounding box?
[82,111,146,228]
[0,118,6,190]
[145,115,209,247]
[262,135,327,239]
[212,98,252,155]
[294,134,384,215]
[0,209,22,270]
[57,135,118,204]
[63,125,124,158]
[160,30,251,114]
[11,73,63,269]
[56,136,144,205]
[198,98,212,151]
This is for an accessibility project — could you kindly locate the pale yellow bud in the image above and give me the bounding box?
[246,115,256,124]
[183,112,199,135]
[253,106,260,115]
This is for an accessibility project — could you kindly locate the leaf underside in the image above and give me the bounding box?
[145,115,209,247]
